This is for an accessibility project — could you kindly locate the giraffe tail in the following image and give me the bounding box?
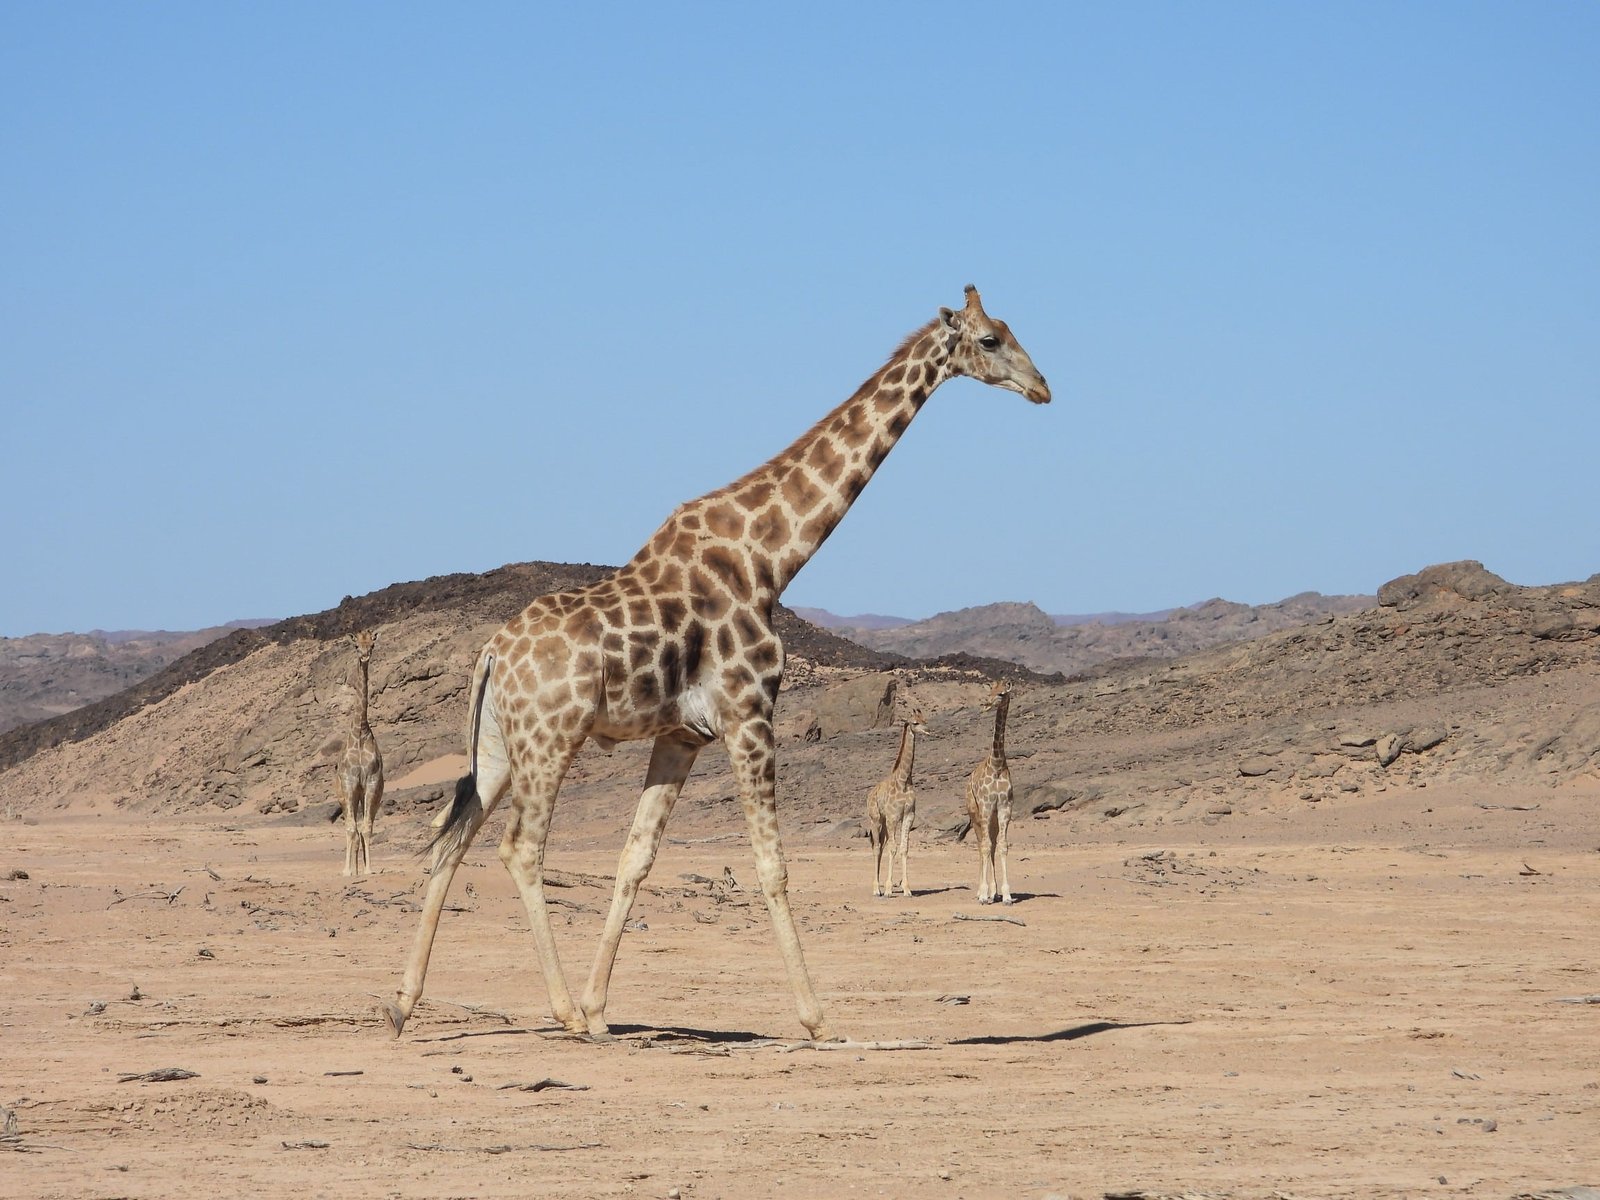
[423,651,495,864]
[424,772,480,863]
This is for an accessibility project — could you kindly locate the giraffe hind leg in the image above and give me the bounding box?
[498,746,588,1036]
[384,775,499,1036]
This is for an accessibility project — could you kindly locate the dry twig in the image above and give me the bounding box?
[952,911,1026,927]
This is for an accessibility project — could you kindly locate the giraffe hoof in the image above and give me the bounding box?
[381,1002,407,1038]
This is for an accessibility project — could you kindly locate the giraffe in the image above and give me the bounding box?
[964,679,1014,904]
[384,285,1049,1042]
[866,708,929,898]
[335,630,384,877]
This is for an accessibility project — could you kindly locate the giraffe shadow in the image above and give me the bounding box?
[607,1023,772,1044]
[950,888,1061,903]
[948,1018,1188,1046]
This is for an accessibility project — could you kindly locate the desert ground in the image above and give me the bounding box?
[3,776,1596,1200]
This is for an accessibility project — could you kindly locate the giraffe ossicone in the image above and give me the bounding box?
[384,285,1049,1042]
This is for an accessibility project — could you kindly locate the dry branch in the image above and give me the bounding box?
[777,1039,936,1053]
[108,886,185,908]
[404,1140,601,1154]
[952,911,1026,927]
[118,1068,198,1082]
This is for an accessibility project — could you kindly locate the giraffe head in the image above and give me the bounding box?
[980,679,1012,709]
[906,707,932,736]
[350,629,378,663]
[939,285,1051,404]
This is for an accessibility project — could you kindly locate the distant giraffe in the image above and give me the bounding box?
[334,630,384,876]
[867,709,929,898]
[384,286,1049,1042]
[964,680,1014,904]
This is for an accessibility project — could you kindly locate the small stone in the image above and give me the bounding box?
[1238,758,1275,777]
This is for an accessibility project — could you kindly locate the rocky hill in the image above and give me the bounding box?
[0,560,1595,845]
[830,591,1373,676]
[0,559,1054,798]
[0,623,271,735]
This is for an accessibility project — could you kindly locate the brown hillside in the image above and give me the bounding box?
[1,559,1595,832]
[0,560,1055,811]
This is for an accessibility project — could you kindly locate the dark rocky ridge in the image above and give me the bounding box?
[0,560,1054,774]
[835,591,1374,677]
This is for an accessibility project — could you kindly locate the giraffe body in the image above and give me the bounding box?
[335,631,384,877]
[965,681,1014,904]
[385,286,1049,1041]
[867,711,927,898]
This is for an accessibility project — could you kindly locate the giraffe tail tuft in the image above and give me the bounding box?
[424,773,480,863]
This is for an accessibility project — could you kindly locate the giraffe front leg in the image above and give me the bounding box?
[360,778,382,875]
[997,800,1014,905]
[581,736,700,1038]
[725,718,831,1042]
[339,787,358,877]
[897,813,913,898]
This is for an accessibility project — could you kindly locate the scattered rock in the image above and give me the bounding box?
[1376,734,1403,768]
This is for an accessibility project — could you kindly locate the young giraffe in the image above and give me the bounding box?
[385,285,1049,1042]
[867,708,929,898]
[965,679,1015,904]
[335,630,384,877]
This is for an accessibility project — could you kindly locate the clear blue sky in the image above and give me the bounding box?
[4,2,1597,636]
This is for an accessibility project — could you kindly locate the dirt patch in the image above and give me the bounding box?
[2,796,1595,1198]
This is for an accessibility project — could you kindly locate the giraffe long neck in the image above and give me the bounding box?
[352,658,371,733]
[990,693,1010,764]
[891,721,917,784]
[628,319,953,606]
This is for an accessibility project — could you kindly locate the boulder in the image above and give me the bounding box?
[1377,561,1514,610]
[806,673,898,739]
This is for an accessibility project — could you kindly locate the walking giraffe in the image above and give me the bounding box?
[335,630,383,877]
[384,285,1049,1041]
[965,679,1015,904]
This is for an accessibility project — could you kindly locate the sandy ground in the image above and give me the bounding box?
[2,785,1597,1200]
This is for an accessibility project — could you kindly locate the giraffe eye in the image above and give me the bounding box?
[978,334,1001,351]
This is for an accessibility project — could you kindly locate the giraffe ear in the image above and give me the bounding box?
[939,306,959,330]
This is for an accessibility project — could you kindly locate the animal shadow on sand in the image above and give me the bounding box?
[953,888,1060,903]
[607,1022,771,1045]
[949,1019,1188,1047]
